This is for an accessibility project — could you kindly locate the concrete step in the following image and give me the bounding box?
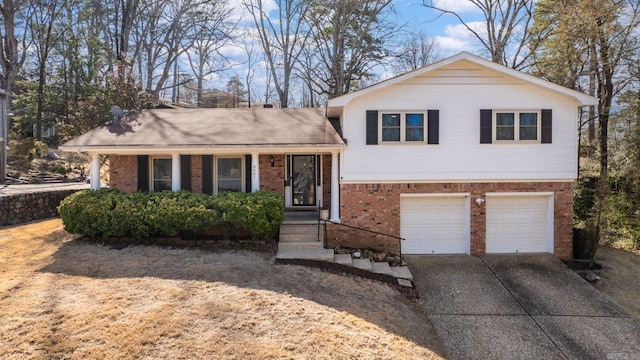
[334,254,353,266]
[391,266,414,280]
[277,241,324,250]
[352,258,372,271]
[276,247,335,261]
[371,261,393,275]
[280,224,322,235]
[279,233,322,242]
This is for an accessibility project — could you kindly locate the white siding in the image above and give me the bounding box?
[340,62,580,182]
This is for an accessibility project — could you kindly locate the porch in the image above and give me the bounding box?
[87,150,342,223]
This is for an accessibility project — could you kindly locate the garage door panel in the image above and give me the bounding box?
[486,195,552,254]
[401,196,468,255]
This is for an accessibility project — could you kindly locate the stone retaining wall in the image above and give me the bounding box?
[0,189,80,226]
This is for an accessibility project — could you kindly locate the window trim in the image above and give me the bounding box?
[215,156,245,193]
[378,110,427,144]
[492,110,541,143]
[150,156,172,192]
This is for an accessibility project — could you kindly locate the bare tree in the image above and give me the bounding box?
[244,0,311,108]
[135,0,214,101]
[242,38,260,107]
[393,30,441,74]
[305,0,397,98]
[423,0,536,70]
[184,1,235,107]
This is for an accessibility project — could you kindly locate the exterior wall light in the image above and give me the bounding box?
[475,197,485,206]
[270,155,275,167]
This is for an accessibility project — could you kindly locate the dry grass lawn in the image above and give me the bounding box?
[592,246,640,319]
[0,219,444,360]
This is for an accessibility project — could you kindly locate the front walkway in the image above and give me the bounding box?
[406,255,640,359]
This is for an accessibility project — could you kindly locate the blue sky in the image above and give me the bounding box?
[396,1,485,57]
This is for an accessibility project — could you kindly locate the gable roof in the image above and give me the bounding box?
[327,52,598,114]
[60,108,345,153]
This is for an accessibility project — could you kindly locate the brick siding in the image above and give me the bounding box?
[330,181,574,259]
[259,154,285,197]
[109,155,138,193]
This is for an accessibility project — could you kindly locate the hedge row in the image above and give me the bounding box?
[58,189,284,239]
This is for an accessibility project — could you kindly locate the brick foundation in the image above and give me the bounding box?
[330,182,574,259]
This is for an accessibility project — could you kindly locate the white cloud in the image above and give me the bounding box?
[444,21,486,39]
[434,36,470,54]
[432,21,488,55]
[430,0,482,13]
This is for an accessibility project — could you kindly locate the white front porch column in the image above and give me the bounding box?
[251,152,260,192]
[171,153,181,191]
[90,153,100,190]
[330,151,340,222]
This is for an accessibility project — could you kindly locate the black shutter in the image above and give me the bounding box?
[137,155,149,192]
[366,110,378,145]
[202,155,213,195]
[245,155,252,193]
[541,109,552,144]
[180,155,191,191]
[480,109,493,144]
[427,110,439,144]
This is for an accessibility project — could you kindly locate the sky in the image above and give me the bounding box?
[396,0,484,56]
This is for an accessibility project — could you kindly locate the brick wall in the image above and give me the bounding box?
[191,155,203,193]
[109,155,138,193]
[330,181,574,259]
[259,154,285,197]
[0,189,82,226]
[322,154,332,210]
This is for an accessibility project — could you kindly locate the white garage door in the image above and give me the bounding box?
[400,195,469,255]
[486,194,553,254]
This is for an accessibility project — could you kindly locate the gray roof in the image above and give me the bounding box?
[61,108,344,150]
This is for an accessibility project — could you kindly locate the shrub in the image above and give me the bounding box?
[58,189,284,240]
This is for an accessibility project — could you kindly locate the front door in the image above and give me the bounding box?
[290,155,316,206]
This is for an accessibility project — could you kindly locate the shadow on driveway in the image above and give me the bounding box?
[406,254,640,360]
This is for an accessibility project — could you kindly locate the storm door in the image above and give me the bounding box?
[290,155,317,206]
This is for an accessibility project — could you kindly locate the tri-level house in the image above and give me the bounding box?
[61,52,597,259]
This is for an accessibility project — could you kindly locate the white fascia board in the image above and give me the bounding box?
[59,144,346,155]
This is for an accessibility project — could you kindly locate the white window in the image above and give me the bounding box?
[216,157,244,192]
[380,112,425,143]
[494,111,540,142]
[151,157,172,192]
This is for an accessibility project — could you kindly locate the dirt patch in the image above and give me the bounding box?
[0,219,444,359]
[590,246,640,319]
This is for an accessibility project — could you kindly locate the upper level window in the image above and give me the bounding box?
[152,157,172,191]
[494,111,540,142]
[380,112,425,143]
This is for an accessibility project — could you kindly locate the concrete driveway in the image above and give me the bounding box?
[405,255,640,360]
